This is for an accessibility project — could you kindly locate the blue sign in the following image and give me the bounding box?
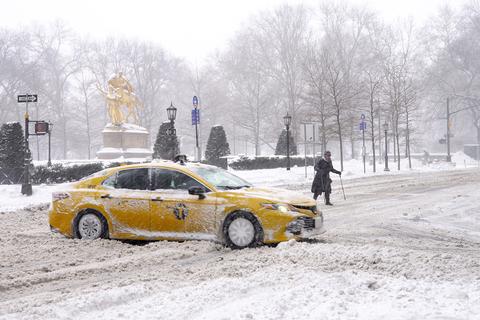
[193,96,198,107]
[359,121,367,131]
[191,109,200,125]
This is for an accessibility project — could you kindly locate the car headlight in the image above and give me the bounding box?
[261,203,298,213]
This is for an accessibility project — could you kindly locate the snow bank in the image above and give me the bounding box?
[0,184,63,212]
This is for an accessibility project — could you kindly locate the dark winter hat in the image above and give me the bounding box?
[324,151,331,156]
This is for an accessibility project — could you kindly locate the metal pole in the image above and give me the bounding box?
[47,123,52,167]
[446,97,452,162]
[384,128,389,172]
[286,125,290,171]
[171,120,175,161]
[194,107,199,161]
[304,123,307,178]
[362,127,366,174]
[35,101,40,161]
[21,94,32,195]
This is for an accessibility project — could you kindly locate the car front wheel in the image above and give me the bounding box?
[223,211,263,249]
[76,211,108,240]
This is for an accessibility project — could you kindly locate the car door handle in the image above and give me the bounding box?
[101,194,113,199]
[151,197,163,202]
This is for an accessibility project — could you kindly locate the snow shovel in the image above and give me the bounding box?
[339,175,346,200]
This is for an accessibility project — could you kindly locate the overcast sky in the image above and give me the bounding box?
[0,0,455,65]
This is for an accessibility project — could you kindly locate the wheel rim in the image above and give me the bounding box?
[228,218,255,247]
[78,214,102,239]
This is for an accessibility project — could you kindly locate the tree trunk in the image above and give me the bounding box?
[396,127,401,171]
[371,118,376,172]
[336,111,344,171]
[321,116,326,156]
[378,111,382,164]
[350,134,355,160]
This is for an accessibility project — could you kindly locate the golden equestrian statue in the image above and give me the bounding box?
[97,72,143,125]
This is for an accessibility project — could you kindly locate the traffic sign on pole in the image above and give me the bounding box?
[17,94,38,103]
[359,122,367,131]
[34,121,49,135]
[192,97,200,161]
[191,109,200,125]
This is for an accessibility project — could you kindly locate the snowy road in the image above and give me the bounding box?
[1,169,480,319]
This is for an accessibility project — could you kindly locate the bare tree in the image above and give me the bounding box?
[254,5,309,142]
[220,29,278,155]
[30,21,83,159]
[315,2,371,170]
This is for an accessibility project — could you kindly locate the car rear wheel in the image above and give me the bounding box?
[77,211,108,240]
[223,211,263,249]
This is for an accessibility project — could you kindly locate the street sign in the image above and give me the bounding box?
[17,94,38,103]
[34,122,49,135]
[359,121,367,131]
[191,109,200,125]
[193,96,198,107]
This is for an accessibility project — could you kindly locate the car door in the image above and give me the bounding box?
[99,168,151,238]
[150,168,217,240]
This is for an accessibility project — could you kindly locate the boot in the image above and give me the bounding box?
[325,193,333,206]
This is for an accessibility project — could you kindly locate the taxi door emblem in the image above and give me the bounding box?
[171,203,188,220]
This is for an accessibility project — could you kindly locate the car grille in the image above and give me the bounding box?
[297,216,315,230]
[293,205,317,215]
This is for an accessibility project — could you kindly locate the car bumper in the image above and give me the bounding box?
[286,216,325,238]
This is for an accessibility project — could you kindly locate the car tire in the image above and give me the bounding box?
[223,211,263,249]
[75,210,109,240]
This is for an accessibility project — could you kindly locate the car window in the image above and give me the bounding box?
[152,168,206,191]
[115,168,148,190]
[102,173,116,188]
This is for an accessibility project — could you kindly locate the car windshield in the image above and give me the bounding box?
[189,166,252,190]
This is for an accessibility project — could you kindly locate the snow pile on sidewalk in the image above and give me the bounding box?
[0,184,62,212]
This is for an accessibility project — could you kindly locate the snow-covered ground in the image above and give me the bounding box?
[0,157,479,319]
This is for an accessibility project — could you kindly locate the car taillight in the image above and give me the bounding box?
[52,192,70,201]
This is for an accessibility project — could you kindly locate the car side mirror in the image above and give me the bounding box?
[188,186,206,199]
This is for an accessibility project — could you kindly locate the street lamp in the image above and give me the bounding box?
[167,102,177,123]
[166,102,177,160]
[284,113,292,171]
[383,122,390,172]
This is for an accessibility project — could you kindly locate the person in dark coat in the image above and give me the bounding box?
[311,150,341,205]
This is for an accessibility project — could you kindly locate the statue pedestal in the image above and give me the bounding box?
[96,123,153,160]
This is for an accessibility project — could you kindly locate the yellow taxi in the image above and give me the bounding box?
[49,161,324,249]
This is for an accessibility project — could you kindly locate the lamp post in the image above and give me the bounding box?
[383,122,390,172]
[284,113,292,171]
[166,102,177,161]
[47,122,53,167]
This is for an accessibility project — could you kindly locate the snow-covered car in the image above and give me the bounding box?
[49,162,324,249]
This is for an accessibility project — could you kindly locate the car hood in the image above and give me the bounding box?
[225,187,315,206]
